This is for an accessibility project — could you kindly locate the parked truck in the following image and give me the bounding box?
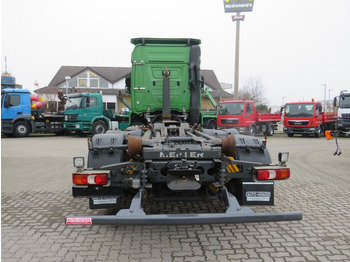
[282,100,337,137]
[1,88,64,137]
[217,99,281,136]
[65,38,301,225]
[64,92,129,135]
[333,90,350,134]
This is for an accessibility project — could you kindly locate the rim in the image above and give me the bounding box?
[17,125,27,134]
[95,125,105,134]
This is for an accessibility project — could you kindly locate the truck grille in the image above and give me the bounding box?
[221,119,239,125]
[288,120,309,126]
[341,113,350,119]
[65,114,79,122]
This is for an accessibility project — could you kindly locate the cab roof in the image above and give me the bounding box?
[1,88,30,94]
[131,38,201,46]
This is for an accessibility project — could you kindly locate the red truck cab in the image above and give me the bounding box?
[282,100,337,137]
[217,99,281,136]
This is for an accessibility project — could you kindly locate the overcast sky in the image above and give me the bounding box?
[2,0,350,105]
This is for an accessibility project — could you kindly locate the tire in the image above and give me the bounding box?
[54,130,66,136]
[265,123,274,136]
[248,124,256,136]
[287,133,294,137]
[13,122,30,137]
[207,119,217,129]
[315,125,323,138]
[92,120,108,135]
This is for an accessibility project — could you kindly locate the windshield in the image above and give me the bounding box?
[339,95,350,108]
[219,102,244,115]
[285,103,314,117]
[65,96,83,110]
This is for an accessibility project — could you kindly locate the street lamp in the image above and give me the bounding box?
[282,96,286,105]
[65,76,71,95]
[328,89,333,100]
[322,84,326,111]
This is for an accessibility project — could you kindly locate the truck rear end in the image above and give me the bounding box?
[65,38,301,225]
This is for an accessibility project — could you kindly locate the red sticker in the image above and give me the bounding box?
[66,217,92,225]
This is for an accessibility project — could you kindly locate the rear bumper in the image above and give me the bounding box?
[66,211,302,225]
[66,188,302,225]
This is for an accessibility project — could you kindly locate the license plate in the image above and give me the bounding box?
[92,198,117,205]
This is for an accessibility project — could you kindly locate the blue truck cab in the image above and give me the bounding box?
[1,88,64,137]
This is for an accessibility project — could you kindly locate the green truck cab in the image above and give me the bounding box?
[125,38,216,127]
[64,93,129,135]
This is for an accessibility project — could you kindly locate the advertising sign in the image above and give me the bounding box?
[223,0,255,13]
[232,15,245,21]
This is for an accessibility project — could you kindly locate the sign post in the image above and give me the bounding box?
[223,0,254,99]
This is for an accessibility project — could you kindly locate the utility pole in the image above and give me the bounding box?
[322,84,326,111]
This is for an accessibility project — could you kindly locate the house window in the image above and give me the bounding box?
[78,79,87,88]
[89,71,99,88]
[59,70,109,89]
[76,70,107,88]
[107,102,116,114]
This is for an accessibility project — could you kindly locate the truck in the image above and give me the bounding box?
[282,100,337,137]
[333,90,350,134]
[65,38,302,225]
[64,92,130,135]
[1,88,64,137]
[217,99,281,136]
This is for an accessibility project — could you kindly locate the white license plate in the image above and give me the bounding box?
[92,198,117,205]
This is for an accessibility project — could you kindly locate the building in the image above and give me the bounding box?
[35,66,231,113]
[1,71,23,90]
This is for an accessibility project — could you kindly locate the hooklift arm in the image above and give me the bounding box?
[66,187,302,225]
[205,87,218,108]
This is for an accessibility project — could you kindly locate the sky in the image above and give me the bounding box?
[1,0,350,106]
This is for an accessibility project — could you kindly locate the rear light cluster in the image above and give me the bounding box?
[256,168,290,180]
[73,173,108,185]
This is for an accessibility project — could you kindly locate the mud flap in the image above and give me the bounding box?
[242,182,274,206]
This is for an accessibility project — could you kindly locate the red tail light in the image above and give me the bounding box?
[256,168,290,180]
[73,173,108,185]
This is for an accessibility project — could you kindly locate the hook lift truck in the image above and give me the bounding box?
[65,38,302,225]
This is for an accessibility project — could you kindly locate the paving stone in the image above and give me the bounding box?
[1,136,350,262]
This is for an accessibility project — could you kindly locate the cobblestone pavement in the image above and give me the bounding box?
[2,134,350,261]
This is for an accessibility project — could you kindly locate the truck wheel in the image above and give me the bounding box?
[207,120,217,129]
[13,122,30,137]
[92,120,107,135]
[287,133,294,137]
[248,124,256,136]
[315,125,323,138]
[265,123,274,136]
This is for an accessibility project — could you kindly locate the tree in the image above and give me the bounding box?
[239,76,267,106]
